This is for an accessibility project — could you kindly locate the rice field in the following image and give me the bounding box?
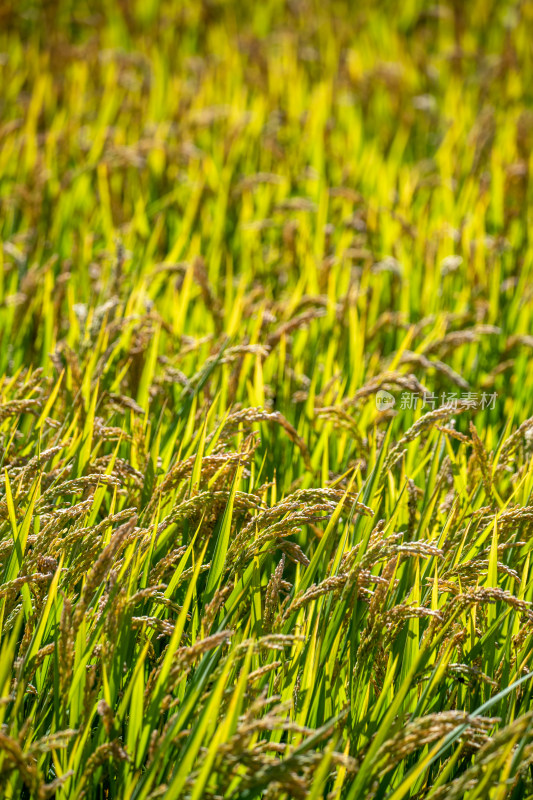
[1,1,533,797]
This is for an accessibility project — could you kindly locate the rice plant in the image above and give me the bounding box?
[1,1,533,798]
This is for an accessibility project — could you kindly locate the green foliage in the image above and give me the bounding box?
[1,1,533,798]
